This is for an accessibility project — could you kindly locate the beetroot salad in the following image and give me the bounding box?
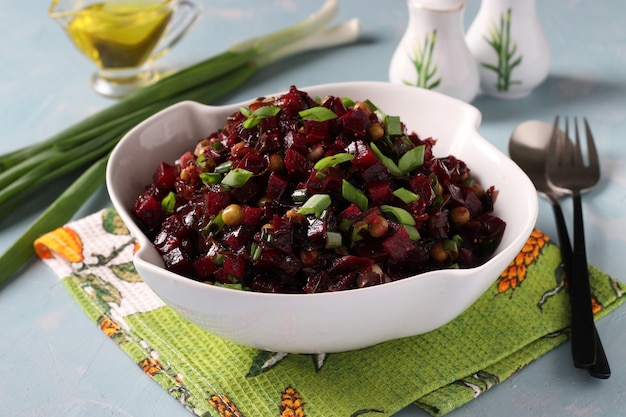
[131,86,506,293]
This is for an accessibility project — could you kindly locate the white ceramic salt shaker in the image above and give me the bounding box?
[465,0,550,99]
[389,0,479,103]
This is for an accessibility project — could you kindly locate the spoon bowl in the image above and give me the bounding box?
[509,120,566,199]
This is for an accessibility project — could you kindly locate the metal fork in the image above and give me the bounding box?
[546,116,608,377]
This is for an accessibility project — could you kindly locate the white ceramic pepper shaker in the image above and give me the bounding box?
[465,0,550,99]
[389,0,479,103]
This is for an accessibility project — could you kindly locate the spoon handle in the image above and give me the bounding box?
[549,196,610,378]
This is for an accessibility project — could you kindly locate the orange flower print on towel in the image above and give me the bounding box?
[98,315,121,338]
[208,394,245,417]
[280,386,305,417]
[140,355,164,377]
[34,226,84,263]
[497,229,549,294]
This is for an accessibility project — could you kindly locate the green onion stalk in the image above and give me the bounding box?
[0,0,360,286]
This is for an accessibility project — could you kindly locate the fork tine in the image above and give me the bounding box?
[573,117,583,168]
[584,117,601,176]
[563,116,573,166]
[548,115,561,167]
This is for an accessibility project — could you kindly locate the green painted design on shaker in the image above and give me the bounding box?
[404,30,442,90]
[481,8,523,92]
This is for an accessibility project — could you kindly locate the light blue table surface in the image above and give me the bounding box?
[2,1,626,416]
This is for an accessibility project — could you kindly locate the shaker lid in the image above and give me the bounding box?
[409,0,464,12]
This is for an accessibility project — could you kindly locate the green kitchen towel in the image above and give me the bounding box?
[34,207,625,417]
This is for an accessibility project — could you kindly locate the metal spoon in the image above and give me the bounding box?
[509,120,610,379]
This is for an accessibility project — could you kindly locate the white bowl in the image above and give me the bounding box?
[107,81,538,353]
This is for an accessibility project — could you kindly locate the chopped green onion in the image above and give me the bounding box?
[314,153,354,170]
[204,213,226,234]
[325,231,343,248]
[215,282,244,290]
[341,97,355,108]
[370,142,402,176]
[215,161,233,174]
[393,187,420,204]
[291,188,310,203]
[365,99,387,122]
[403,225,421,241]
[242,105,281,129]
[250,242,263,261]
[161,191,176,213]
[298,107,338,122]
[200,172,222,185]
[338,218,353,233]
[351,221,368,241]
[213,253,224,266]
[384,115,403,136]
[443,238,459,257]
[221,168,253,188]
[341,179,368,211]
[298,194,331,217]
[380,205,416,226]
[398,145,425,174]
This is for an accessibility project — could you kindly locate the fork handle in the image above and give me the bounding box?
[550,195,610,378]
[569,192,598,368]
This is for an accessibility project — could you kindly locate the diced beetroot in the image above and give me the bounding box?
[304,166,344,195]
[237,151,266,174]
[153,231,180,254]
[347,140,378,170]
[322,96,348,117]
[284,148,313,181]
[254,249,302,277]
[353,240,388,264]
[161,213,191,239]
[329,255,374,275]
[328,272,357,292]
[448,183,483,217]
[360,161,391,183]
[266,172,288,200]
[251,273,284,293]
[303,271,330,293]
[212,269,232,285]
[205,189,230,216]
[192,255,218,279]
[382,227,414,262]
[338,204,362,222]
[162,246,191,275]
[366,180,394,205]
[223,254,246,278]
[222,225,252,251]
[230,176,263,204]
[427,209,450,239]
[152,162,179,191]
[242,206,263,229]
[407,173,435,205]
[271,216,294,254]
[340,107,370,139]
[257,117,282,153]
[254,248,284,270]
[303,120,331,145]
[133,193,166,229]
[306,217,326,240]
[177,151,195,168]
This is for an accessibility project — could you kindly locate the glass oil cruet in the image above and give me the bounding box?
[389,0,479,103]
[465,0,550,99]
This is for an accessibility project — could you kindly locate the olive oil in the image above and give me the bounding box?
[65,1,173,68]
